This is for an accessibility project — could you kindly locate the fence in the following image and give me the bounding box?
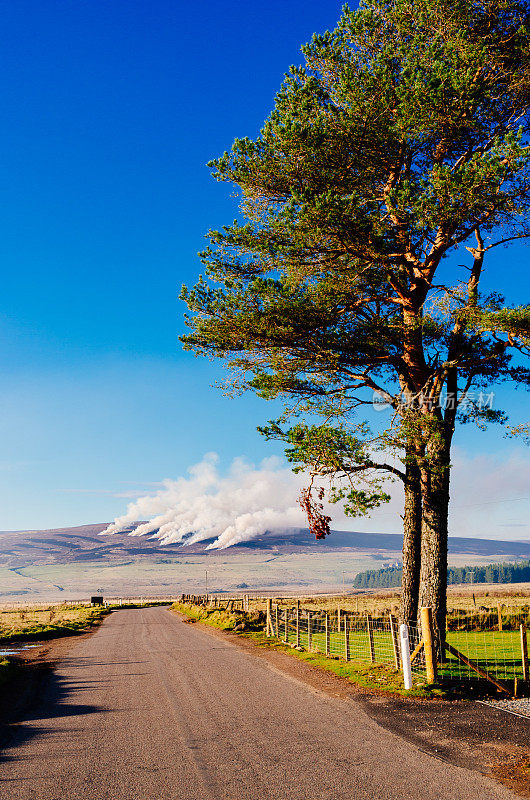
[265,600,428,684]
[264,600,529,694]
[178,594,529,695]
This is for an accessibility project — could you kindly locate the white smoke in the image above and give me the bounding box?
[102,447,530,547]
[101,453,308,549]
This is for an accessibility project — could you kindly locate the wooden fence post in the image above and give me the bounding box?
[325,611,330,656]
[275,604,279,638]
[266,598,272,637]
[420,606,437,684]
[296,601,300,647]
[367,614,375,663]
[284,608,288,643]
[344,616,350,661]
[338,606,341,633]
[521,622,529,682]
[389,613,400,670]
[307,611,312,651]
[497,604,503,632]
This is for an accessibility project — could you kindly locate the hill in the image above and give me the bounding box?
[1,523,530,567]
[1,524,530,602]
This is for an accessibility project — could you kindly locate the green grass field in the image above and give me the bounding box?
[441,630,525,682]
[272,621,526,683]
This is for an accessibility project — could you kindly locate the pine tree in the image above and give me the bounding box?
[182,0,530,634]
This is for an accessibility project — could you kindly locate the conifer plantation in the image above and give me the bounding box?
[354,560,530,588]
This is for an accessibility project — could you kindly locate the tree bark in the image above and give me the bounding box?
[418,430,450,648]
[401,452,422,627]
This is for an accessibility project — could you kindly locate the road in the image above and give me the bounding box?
[0,607,519,799]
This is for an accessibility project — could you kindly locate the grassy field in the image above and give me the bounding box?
[250,587,530,616]
[0,604,108,643]
[0,551,396,603]
[275,625,526,683]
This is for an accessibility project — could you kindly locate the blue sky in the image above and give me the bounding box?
[0,0,529,536]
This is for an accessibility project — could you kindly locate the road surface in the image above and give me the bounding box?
[0,607,519,799]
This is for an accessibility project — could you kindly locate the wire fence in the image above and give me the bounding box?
[180,594,529,694]
[439,628,527,684]
[266,602,529,692]
[268,605,427,681]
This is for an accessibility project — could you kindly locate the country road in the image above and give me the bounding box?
[0,607,520,799]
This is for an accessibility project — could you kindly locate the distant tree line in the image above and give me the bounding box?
[353,561,530,589]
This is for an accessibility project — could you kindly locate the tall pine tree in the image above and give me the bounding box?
[182,0,530,635]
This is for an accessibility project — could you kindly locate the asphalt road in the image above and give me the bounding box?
[0,607,519,800]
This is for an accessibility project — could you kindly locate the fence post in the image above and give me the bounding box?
[367,614,375,663]
[296,601,300,647]
[420,606,437,684]
[337,606,341,633]
[275,604,279,638]
[284,608,288,643]
[399,623,413,690]
[521,622,529,682]
[325,611,330,656]
[307,611,312,651]
[497,604,503,632]
[266,599,272,636]
[389,613,401,670]
[344,616,350,661]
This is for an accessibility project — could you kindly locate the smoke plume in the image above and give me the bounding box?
[101,453,308,549]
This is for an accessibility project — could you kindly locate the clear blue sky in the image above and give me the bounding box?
[0,0,529,533]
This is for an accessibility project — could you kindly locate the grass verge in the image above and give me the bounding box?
[0,601,175,644]
[242,630,448,698]
[171,601,244,630]
[0,605,109,643]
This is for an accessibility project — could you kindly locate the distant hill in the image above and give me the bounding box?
[1,523,530,567]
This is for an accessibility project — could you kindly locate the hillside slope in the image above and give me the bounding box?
[1,523,530,567]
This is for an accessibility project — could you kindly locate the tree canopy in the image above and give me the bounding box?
[181,0,530,634]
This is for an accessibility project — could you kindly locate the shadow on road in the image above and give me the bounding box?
[0,659,104,762]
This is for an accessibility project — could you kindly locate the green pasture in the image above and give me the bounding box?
[274,623,526,683]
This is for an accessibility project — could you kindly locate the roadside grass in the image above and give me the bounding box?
[0,605,108,643]
[0,600,175,644]
[171,601,242,630]
[241,630,447,699]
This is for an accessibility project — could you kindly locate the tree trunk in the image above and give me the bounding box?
[419,431,450,649]
[401,453,421,627]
